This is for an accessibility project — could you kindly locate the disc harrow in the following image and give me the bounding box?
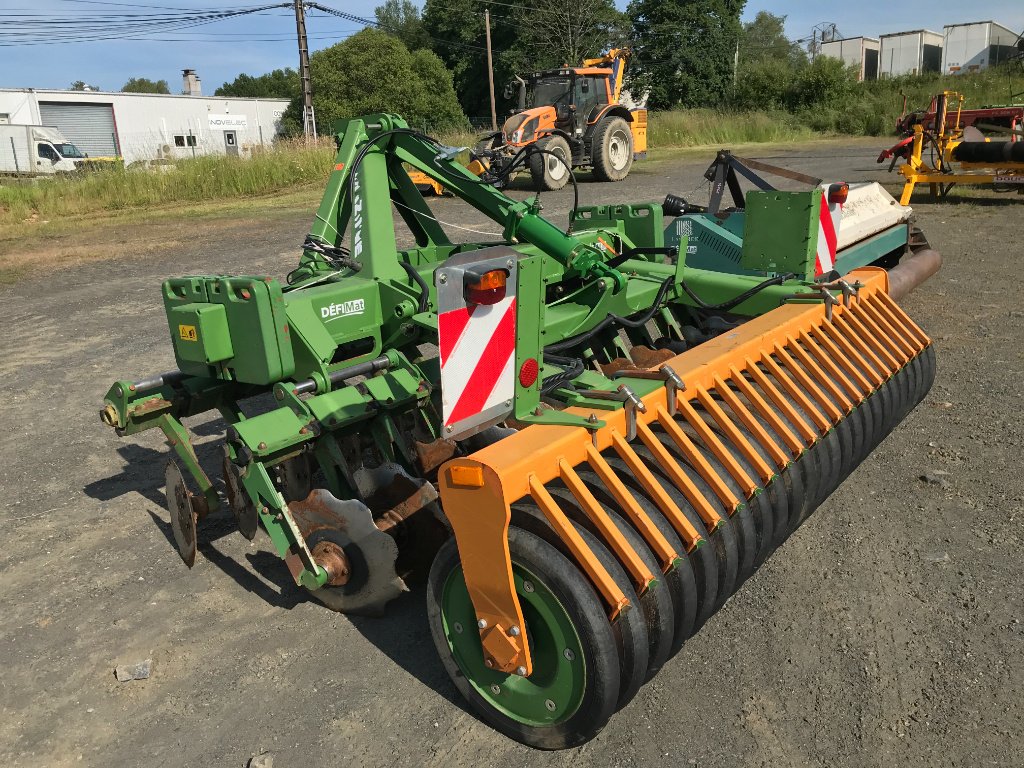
[99,114,939,750]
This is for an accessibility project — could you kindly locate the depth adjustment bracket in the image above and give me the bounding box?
[575,384,646,440]
[612,364,685,417]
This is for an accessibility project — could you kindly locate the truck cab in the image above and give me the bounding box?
[34,131,85,173]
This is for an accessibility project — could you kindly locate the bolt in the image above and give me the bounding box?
[506,259,515,269]
[490,684,501,695]
[545,699,556,711]
[504,399,512,407]
[523,580,534,593]
[509,625,520,637]
[485,659,494,668]
[275,389,284,400]
[438,272,448,284]
[257,441,267,450]
[477,619,488,629]
[516,666,527,676]
[446,425,454,433]
[563,648,575,661]
[597,279,606,291]
[453,622,463,634]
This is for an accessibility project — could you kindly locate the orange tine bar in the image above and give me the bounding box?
[857,298,919,359]
[608,432,706,547]
[817,320,885,388]
[651,409,743,512]
[799,329,865,402]
[635,420,726,528]
[759,352,832,432]
[875,290,931,347]
[844,302,908,367]
[711,374,791,469]
[559,459,658,592]
[583,444,685,564]
[772,342,845,422]
[728,366,805,455]
[785,335,854,412]
[529,475,629,618]
[676,397,759,496]
[834,309,900,372]
[868,296,927,354]
[695,387,775,482]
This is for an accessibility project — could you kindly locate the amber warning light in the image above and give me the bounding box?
[464,268,508,305]
[827,182,849,205]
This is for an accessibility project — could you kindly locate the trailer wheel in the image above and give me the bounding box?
[427,527,619,750]
[528,136,571,191]
[592,117,633,182]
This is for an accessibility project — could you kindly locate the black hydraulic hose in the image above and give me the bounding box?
[545,276,675,353]
[680,272,796,312]
[399,259,431,314]
[540,353,585,395]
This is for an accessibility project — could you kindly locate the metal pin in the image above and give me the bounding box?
[516,666,528,676]
[477,619,488,629]
[509,625,520,637]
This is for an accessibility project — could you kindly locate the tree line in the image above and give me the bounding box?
[208,1,861,134]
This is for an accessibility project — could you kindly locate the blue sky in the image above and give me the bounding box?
[2,1,1023,93]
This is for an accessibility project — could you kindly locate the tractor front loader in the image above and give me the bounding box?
[101,114,939,749]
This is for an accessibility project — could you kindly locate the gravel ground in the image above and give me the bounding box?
[0,137,1021,768]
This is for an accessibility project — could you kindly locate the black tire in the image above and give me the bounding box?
[427,527,620,749]
[528,135,572,191]
[591,116,634,182]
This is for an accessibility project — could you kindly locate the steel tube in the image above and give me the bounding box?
[887,249,942,301]
[293,355,392,395]
[132,370,187,394]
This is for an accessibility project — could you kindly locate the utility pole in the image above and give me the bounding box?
[294,0,316,139]
[485,9,497,132]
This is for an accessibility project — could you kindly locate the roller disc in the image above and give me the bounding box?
[222,449,258,541]
[575,467,698,652]
[427,528,620,750]
[166,459,198,568]
[292,489,407,617]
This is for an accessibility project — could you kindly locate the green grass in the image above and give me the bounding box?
[0,137,335,227]
[647,109,814,147]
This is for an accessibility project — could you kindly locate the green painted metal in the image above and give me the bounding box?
[102,111,918,601]
[441,562,586,725]
[741,190,820,277]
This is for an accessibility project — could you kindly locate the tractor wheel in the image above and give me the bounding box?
[427,527,620,750]
[528,135,572,191]
[592,116,633,182]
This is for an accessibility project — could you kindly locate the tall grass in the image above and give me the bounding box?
[0,137,335,227]
[647,109,813,147]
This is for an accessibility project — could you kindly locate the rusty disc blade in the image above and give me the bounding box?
[223,449,258,541]
[166,459,198,568]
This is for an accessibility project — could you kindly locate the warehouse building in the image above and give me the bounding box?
[879,29,944,77]
[0,71,290,165]
[820,36,880,81]
[941,21,1021,74]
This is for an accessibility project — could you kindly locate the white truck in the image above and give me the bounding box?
[0,124,89,176]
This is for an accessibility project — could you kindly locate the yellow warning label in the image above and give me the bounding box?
[178,324,198,342]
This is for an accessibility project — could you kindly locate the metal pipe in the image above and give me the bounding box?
[293,355,392,395]
[887,249,942,301]
[131,369,187,394]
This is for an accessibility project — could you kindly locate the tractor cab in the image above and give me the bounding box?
[503,67,613,146]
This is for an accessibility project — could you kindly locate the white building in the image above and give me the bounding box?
[879,29,944,77]
[941,21,1021,75]
[0,71,290,165]
[820,37,880,81]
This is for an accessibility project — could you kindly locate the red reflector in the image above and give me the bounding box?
[465,269,507,306]
[827,183,849,205]
[518,357,538,387]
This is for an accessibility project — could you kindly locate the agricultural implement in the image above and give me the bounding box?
[101,114,939,749]
[881,91,1024,204]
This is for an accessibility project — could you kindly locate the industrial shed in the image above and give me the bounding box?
[0,79,289,165]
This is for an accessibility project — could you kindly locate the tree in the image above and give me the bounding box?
[70,80,99,91]
[739,12,805,69]
[375,0,430,52]
[422,0,492,117]
[505,0,624,73]
[281,28,467,134]
[215,68,300,99]
[121,77,170,94]
[628,0,746,108]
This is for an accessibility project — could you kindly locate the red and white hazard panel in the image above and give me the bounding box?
[815,183,847,276]
[435,247,518,439]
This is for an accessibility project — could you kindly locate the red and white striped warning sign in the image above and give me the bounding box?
[814,189,843,276]
[438,295,517,431]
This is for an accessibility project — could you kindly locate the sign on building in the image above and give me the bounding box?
[208,114,248,130]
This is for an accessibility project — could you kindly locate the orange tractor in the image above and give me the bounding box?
[412,49,647,193]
